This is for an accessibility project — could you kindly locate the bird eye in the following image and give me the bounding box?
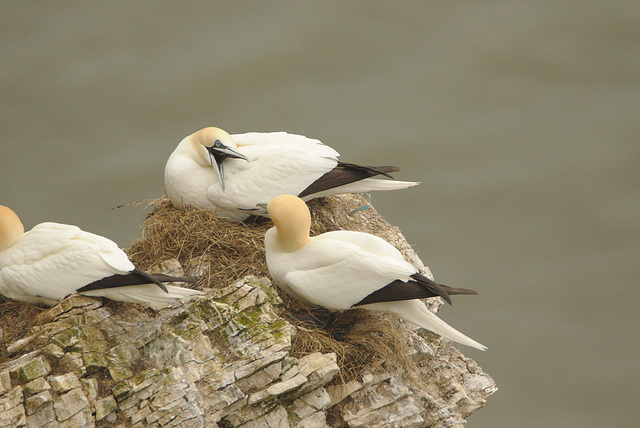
[214,140,222,147]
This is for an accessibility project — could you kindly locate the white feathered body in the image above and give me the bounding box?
[266,229,415,309]
[165,131,416,220]
[0,222,198,306]
[265,228,486,350]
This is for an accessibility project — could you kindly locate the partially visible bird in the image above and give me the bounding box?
[164,127,419,220]
[264,195,486,350]
[0,205,202,306]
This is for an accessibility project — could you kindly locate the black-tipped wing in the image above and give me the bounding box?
[298,162,399,198]
[353,273,477,307]
[150,273,196,284]
[77,269,194,294]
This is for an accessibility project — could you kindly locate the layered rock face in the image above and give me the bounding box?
[0,195,496,427]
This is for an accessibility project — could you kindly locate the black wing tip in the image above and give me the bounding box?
[78,270,197,295]
[438,285,480,304]
[377,165,401,179]
[150,275,169,293]
[354,274,480,307]
[134,269,198,294]
[444,287,478,296]
[147,273,199,293]
[442,293,453,305]
[337,162,401,179]
[151,274,197,284]
[410,273,453,305]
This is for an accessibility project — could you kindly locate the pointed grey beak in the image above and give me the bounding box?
[206,141,248,191]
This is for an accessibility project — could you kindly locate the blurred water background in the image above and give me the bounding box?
[1,2,639,426]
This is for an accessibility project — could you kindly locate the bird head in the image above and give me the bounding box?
[0,205,25,251]
[192,127,248,191]
[267,195,311,252]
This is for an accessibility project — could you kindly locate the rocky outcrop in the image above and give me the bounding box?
[0,195,496,427]
[0,277,494,427]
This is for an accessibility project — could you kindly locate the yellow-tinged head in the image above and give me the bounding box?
[267,195,311,252]
[192,127,237,150]
[0,205,25,252]
[189,127,248,191]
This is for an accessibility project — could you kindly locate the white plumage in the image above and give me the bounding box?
[0,205,202,306]
[164,127,419,220]
[264,195,486,351]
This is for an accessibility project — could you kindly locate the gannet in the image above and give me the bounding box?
[0,205,202,306]
[264,195,486,350]
[164,127,419,220]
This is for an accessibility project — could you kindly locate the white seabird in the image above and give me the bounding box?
[264,195,486,351]
[164,127,419,220]
[0,205,202,306]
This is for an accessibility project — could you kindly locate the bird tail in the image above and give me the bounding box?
[307,178,419,199]
[354,178,420,191]
[81,284,203,305]
[362,300,487,351]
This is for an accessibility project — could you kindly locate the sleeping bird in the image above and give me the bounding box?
[164,127,419,220]
[0,205,202,306]
[264,195,486,350]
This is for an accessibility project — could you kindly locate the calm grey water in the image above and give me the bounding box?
[2,2,639,426]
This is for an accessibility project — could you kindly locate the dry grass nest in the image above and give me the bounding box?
[0,298,47,361]
[288,309,421,385]
[127,197,421,384]
[126,198,274,288]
